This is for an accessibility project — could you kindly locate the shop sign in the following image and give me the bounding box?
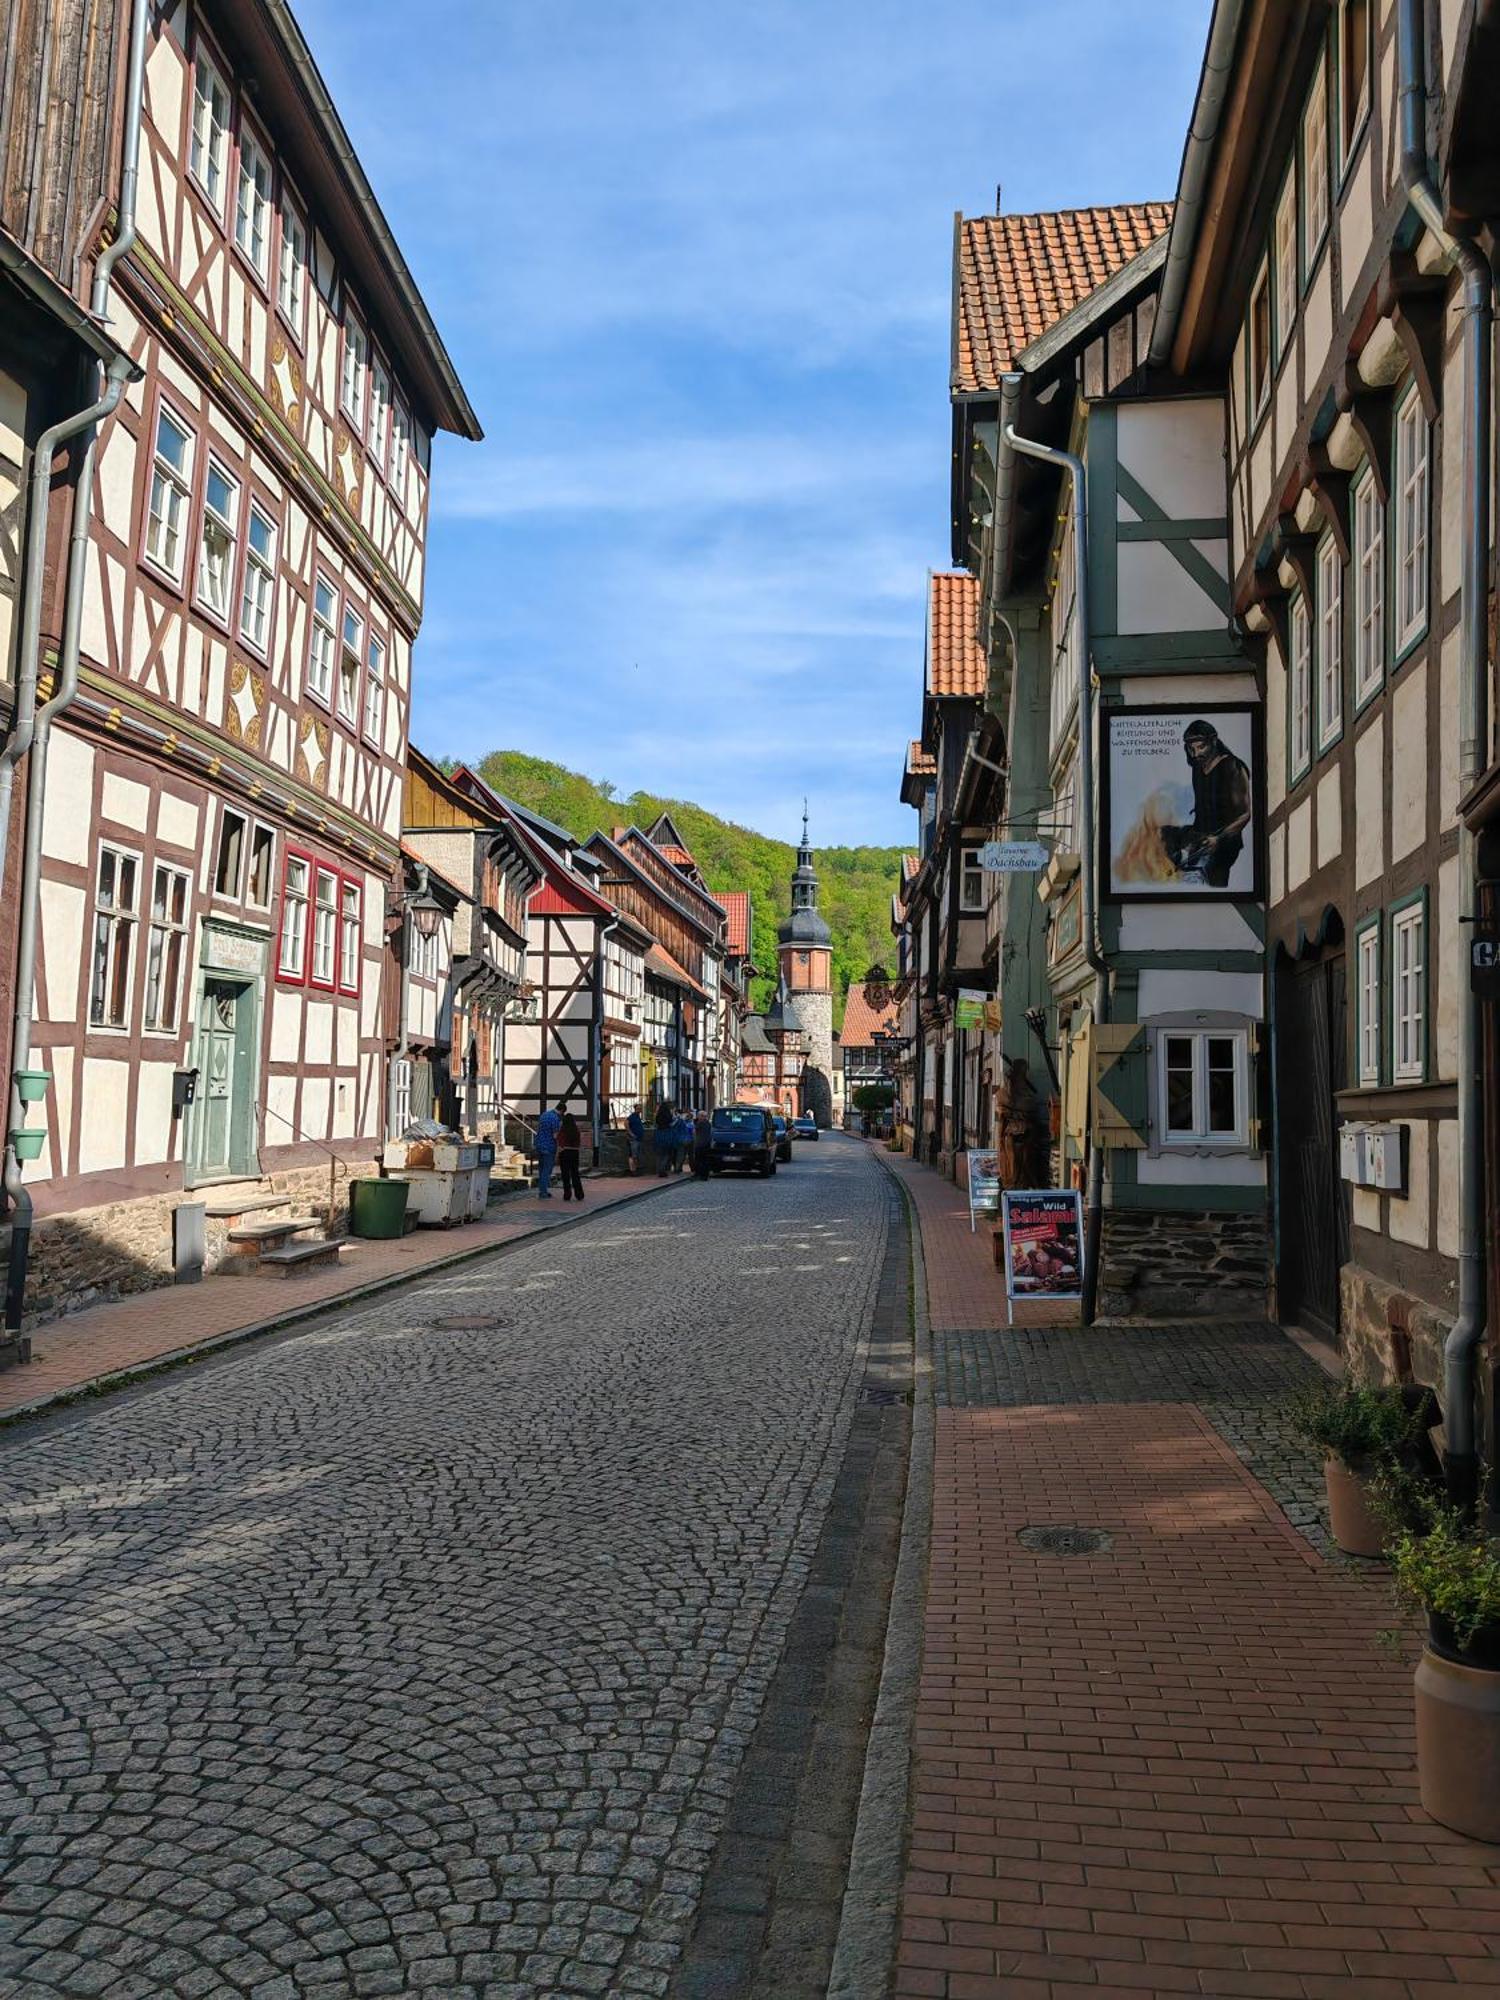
[967,1149,1001,1231]
[979,840,1048,872]
[1001,1189,1085,1302]
[954,988,988,1031]
[1471,935,1500,998]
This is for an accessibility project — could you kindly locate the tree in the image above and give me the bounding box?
[852,1083,894,1115]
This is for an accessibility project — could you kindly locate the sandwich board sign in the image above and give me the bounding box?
[1001,1189,1085,1301]
[967,1150,1001,1232]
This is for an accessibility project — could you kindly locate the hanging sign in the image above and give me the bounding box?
[954,988,988,1031]
[979,840,1048,872]
[1471,935,1500,999]
[1001,1190,1085,1301]
[967,1149,1001,1232]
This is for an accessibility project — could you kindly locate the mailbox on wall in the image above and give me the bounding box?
[1338,1120,1407,1196]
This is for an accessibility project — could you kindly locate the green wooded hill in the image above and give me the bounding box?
[476,750,905,1022]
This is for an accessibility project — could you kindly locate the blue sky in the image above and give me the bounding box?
[296,0,1211,846]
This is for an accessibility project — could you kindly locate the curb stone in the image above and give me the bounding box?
[0,1176,685,1428]
[826,1150,933,2000]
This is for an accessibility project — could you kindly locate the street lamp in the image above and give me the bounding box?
[406,880,444,942]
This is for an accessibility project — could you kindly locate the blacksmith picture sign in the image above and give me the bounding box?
[1103,704,1260,901]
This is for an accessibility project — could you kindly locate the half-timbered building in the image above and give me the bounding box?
[5,0,478,1317]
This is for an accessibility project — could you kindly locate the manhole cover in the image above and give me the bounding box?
[430,1315,509,1333]
[1017,1525,1113,1557]
[858,1386,911,1406]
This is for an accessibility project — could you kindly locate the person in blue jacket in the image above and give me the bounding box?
[534,1102,561,1198]
[673,1110,693,1173]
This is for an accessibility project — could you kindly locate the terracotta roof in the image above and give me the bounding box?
[841,981,900,1050]
[720,890,752,958]
[953,203,1173,395]
[906,740,936,777]
[657,843,695,868]
[902,853,921,881]
[926,572,986,700]
[645,941,708,1001]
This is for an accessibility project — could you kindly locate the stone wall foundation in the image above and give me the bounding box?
[1097,1208,1271,1321]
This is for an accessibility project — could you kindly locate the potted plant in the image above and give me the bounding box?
[1290,1381,1430,1557]
[1390,1507,1500,1842]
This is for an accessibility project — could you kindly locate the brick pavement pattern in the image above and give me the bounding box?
[0,1142,886,2000]
[899,1404,1500,1998]
[0,1175,663,1420]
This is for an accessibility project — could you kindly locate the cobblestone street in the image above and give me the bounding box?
[0,1140,902,2000]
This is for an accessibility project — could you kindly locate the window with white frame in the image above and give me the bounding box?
[1339,0,1370,160]
[391,1055,413,1131]
[145,406,194,581]
[90,844,139,1030]
[337,605,362,723]
[1356,917,1381,1086]
[1289,589,1312,780]
[363,632,385,744]
[240,502,276,653]
[143,863,191,1034]
[312,869,338,986]
[307,575,337,703]
[1395,386,1430,651]
[1316,536,1343,749]
[214,807,246,899]
[1391,900,1425,1082]
[1248,264,1272,415]
[197,458,239,620]
[1352,466,1385,704]
[391,399,412,494]
[278,854,309,978]
[960,846,984,912]
[1302,60,1330,272]
[339,881,361,994]
[189,50,232,214]
[234,127,273,277]
[340,313,368,430]
[1273,171,1298,356]
[278,197,307,329]
[1156,1027,1248,1145]
[369,359,392,473]
[247,822,275,909]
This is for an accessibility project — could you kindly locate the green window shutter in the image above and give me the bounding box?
[1247,1023,1265,1155]
[1092,1023,1148,1150]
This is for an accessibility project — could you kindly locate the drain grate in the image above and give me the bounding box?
[858,1386,911,1406]
[430,1314,510,1333]
[1017,1525,1113,1557]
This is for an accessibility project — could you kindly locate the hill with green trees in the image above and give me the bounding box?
[475,750,905,1022]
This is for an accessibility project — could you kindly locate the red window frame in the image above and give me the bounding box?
[276,848,362,998]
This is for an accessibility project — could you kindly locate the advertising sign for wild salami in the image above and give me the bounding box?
[1103,706,1260,900]
[1000,1190,1085,1301]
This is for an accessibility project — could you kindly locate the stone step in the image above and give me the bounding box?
[258,1240,344,1276]
[203,1192,291,1221]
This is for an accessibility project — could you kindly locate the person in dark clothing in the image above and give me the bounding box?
[626,1104,645,1174]
[1161,719,1253,887]
[691,1110,713,1179]
[654,1100,675,1176]
[557,1105,584,1202]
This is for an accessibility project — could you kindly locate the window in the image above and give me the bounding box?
[143,864,191,1034]
[1356,917,1381,1086]
[391,399,412,493]
[1302,60,1330,274]
[278,854,309,979]
[337,605,363,724]
[1157,1028,1247,1145]
[247,822,275,908]
[339,881,361,994]
[1395,386,1430,651]
[307,575,337,704]
[145,406,194,581]
[234,127,273,278]
[960,846,984,912]
[214,808,246,898]
[1316,537,1343,750]
[1248,265,1272,416]
[197,458,239,620]
[189,50,232,214]
[391,1056,413,1131]
[1289,590,1312,782]
[240,502,276,653]
[312,868,338,987]
[369,359,392,474]
[1391,900,1426,1082]
[278,197,307,329]
[363,632,386,745]
[340,313,368,431]
[1353,467,1385,705]
[1339,0,1370,161]
[90,845,139,1030]
[1273,172,1298,357]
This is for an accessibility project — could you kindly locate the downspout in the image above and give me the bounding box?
[1004,423,1109,1324]
[3,0,149,1333]
[1398,0,1492,1506]
[387,865,426,1140]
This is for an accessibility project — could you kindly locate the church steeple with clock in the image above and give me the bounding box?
[777,806,834,1112]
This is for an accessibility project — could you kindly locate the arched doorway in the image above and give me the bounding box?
[1274,911,1350,1339]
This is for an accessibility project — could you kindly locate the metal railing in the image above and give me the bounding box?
[255,1099,355,1221]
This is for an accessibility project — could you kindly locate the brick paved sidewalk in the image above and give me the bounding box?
[0,1171,670,1420]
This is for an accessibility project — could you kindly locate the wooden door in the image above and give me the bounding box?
[194,980,240,1180]
[1276,947,1349,1338]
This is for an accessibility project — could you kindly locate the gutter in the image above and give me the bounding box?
[1004,422,1109,1326]
[1148,0,1250,370]
[1398,0,1492,1508]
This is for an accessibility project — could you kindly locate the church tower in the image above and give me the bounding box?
[778,807,834,1120]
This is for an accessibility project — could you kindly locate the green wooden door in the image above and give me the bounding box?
[194,979,249,1180]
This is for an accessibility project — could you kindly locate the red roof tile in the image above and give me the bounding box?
[906,740,936,777]
[954,203,1173,394]
[645,941,708,1001]
[841,981,901,1050]
[719,890,752,958]
[902,853,920,881]
[927,572,986,700]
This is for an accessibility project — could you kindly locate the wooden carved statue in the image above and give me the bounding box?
[995,1056,1050,1189]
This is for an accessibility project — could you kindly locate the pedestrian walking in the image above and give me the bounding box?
[691,1110,713,1180]
[654,1101,675,1176]
[626,1103,645,1175]
[557,1105,584,1202]
[673,1110,693,1173]
[534,1102,561,1199]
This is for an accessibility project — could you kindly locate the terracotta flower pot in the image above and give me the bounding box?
[1415,1644,1500,1843]
[1323,1452,1388,1558]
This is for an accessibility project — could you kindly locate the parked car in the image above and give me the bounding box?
[709,1105,777,1177]
[771,1114,793,1163]
[792,1115,819,1142]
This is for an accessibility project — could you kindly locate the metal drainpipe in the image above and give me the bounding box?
[3,0,150,1332]
[387,864,427,1140]
[1004,422,1109,1324]
[1397,0,1492,1507]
